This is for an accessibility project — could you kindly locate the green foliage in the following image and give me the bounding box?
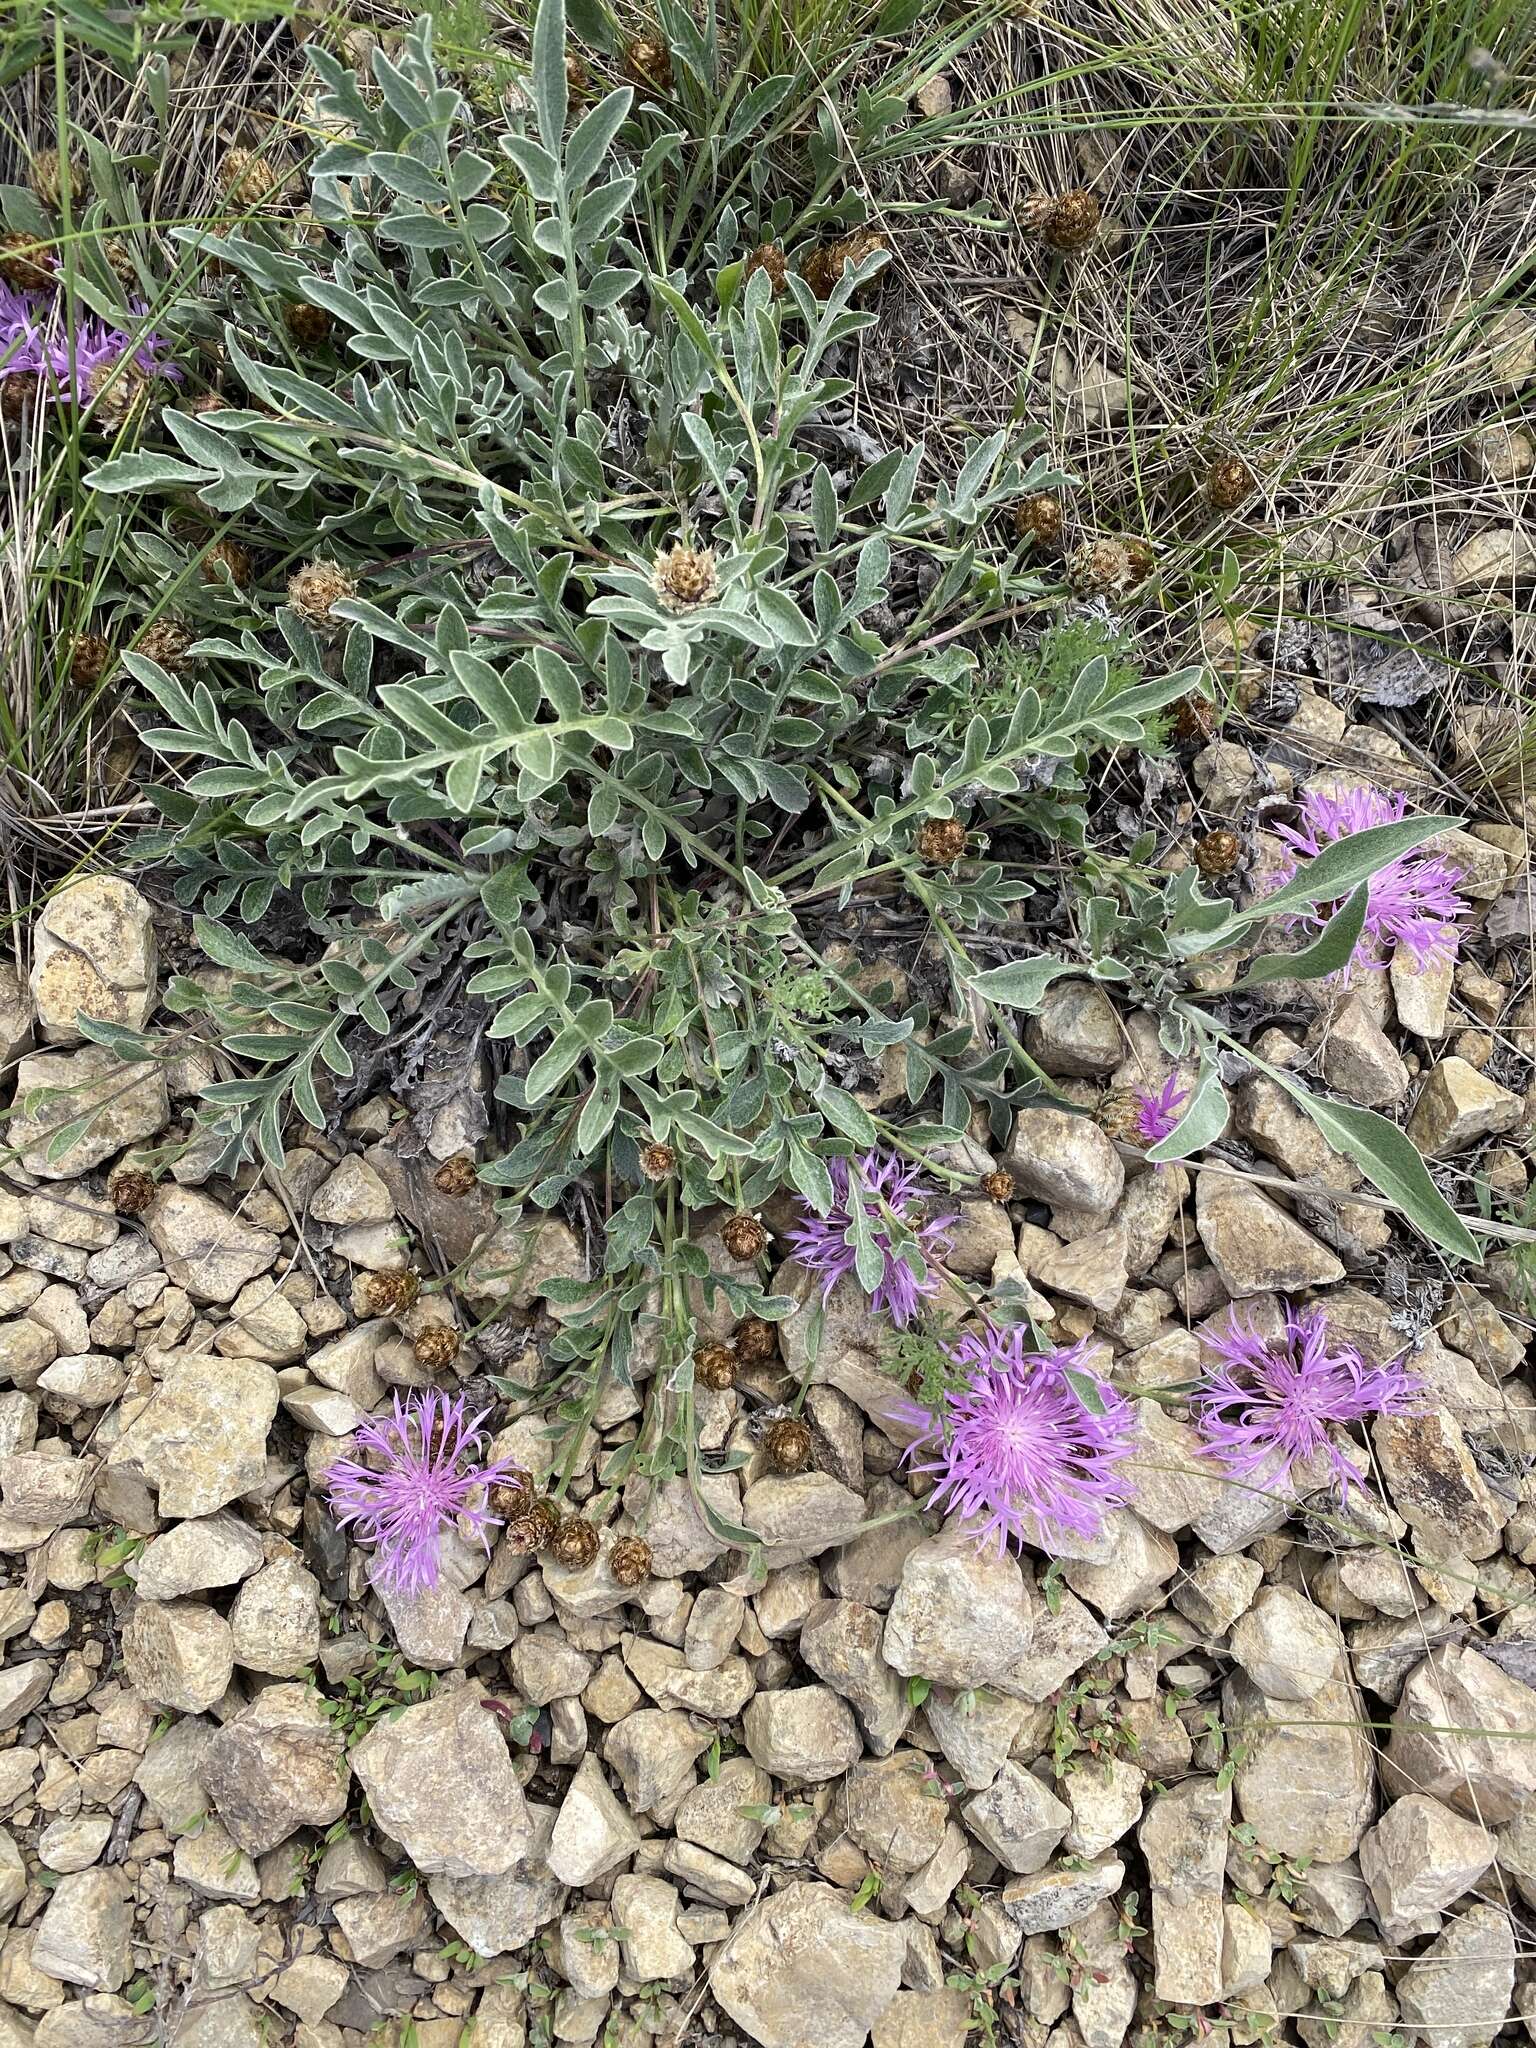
[315,1650,438,1751]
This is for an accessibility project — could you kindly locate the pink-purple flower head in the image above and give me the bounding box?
[0,286,180,406]
[1192,1303,1422,1502]
[1273,784,1465,973]
[894,1329,1137,1559]
[325,1388,518,1599]
[1134,1074,1188,1147]
[1,283,47,376]
[787,1148,956,1327]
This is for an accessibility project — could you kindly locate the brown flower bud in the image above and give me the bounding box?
[1029,188,1101,252]
[1194,828,1240,878]
[622,33,672,94]
[135,619,194,673]
[108,1168,156,1217]
[0,232,56,290]
[287,558,355,626]
[489,1472,534,1518]
[765,1416,814,1475]
[413,1324,461,1371]
[802,229,889,301]
[1171,693,1216,741]
[29,149,86,213]
[1012,493,1064,546]
[652,544,717,612]
[566,53,591,105]
[639,1141,677,1182]
[283,300,333,347]
[918,817,966,865]
[432,1154,478,1197]
[550,1515,599,1568]
[217,147,282,206]
[362,1268,420,1317]
[1097,1086,1142,1142]
[200,537,254,589]
[1205,455,1254,511]
[744,243,787,296]
[980,1169,1014,1203]
[1,372,43,421]
[505,1498,559,1553]
[70,633,113,688]
[734,1316,778,1365]
[694,1343,738,1391]
[609,1536,652,1588]
[721,1212,769,1261]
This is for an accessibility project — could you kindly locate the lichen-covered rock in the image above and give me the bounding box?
[30,878,157,1046]
[349,1683,531,1878]
[108,1354,278,1518]
[710,1881,906,2048]
[9,1046,167,1179]
[201,1682,350,1855]
[122,1599,234,1714]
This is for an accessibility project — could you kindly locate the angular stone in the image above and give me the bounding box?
[674,1758,772,1866]
[883,1525,1034,1694]
[122,1599,234,1714]
[1320,996,1409,1107]
[1228,1668,1375,1861]
[1172,1553,1263,1638]
[145,1191,280,1305]
[31,1873,132,1993]
[1391,950,1454,1039]
[1142,1777,1230,2004]
[547,1755,640,1886]
[134,1716,216,1837]
[1018,1221,1127,1313]
[1123,1402,1226,1536]
[741,1472,867,1564]
[10,1048,167,1180]
[109,1354,278,1518]
[840,1753,950,1877]
[604,1710,712,1817]
[1024,983,1123,1078]
[0,1452,96,1528]
[1003,1108,1124,1214]
[1063,1512,1179,1621]
[742,1685,861,1783]
[1385,1646,1536,1824]
[1395,1904,1514,2048]
[228,1559,320,1678]
[427,1803,565,1961]
[1373,1411,1505,1561]
[710,1881,906,2048]
[1000,1856,1125,1934]
[610,1874,694,1984]
[309,1157,394,1226]
[1407,1058,1522,1158]
[800,1599,912,1758]
[30,879,157,1046]
[462,1216,584,1307]
[1195,1176,1344,1297]
[331,1889,429,1969]
[1228,1587,1344,1701]
[349,1683,530,1878]
[201,1683,349,1855]
[1063,1758,1144,1858]
[963,1763,1069,1875]
[1358,1794,1495,1942]
[923,1688,1030,1793]
[135,1515,264,1603]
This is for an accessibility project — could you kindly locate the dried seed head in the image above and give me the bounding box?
[1194,828,1241,878]
[802,229,890,301]
[413,1324,461,1371]
[1030,188,1101,252]
[1,372,43,422]
[694,1343,738,1392]
[188,390,231,415]
[652,543,718,612]
[30,148,86,212]
[218,147,282,206]
[1171,693,1216,742]
[721,1212,769,1261]
[283,300,333,347]
[200,537,254,588]
[744,243,787,295]
[0,232,56,290]
[980,1169,1015,1203]
[489,1472,533,1517]
[1013,493,1064,546]
[639,1141,677,1182]
[432,1154,478,1197]
[918,817,966,865]
[287,558,355,625]
[765,1416,814,1475]
[734,1315,778,1365]
[565,53,591,105]
[550,1515,600,1568]
[1205,455,1255,511]
[609,1535,652,1587]
[83,360,147,431]
[70,633,113,689]
[1067,538,1133,594]
[136,619,194,673]
[103,238,139,288]
[622,33,672,94]
[1097,1085,1143,1143]
[505,1497,559,1553]
[363,1267,420,1317]
[108,1168,157,1217]
[1122,538,1156,585]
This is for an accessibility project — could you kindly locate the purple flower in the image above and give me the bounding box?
[1273,784,1465,972]
[47,308,181,402]
[1134,1074,1189,1147]
[893,1329,1137,1558]
[1192,1303,1421,1500]
[787,1148,955,1326]
[1,283,47,376]
[325,1389,518,1598]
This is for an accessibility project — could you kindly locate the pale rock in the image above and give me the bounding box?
[1320,995,1409,1107]
[924,1688,1031,1792]
[824,1478,929,1609]
[1292,1861,1373,1940]
[173,1821,259,1902]
[558,1904,621,2000]
[674,1758,772,1865]
[135,1514,263,1602]
[9,1048,167,1180]
[372,1568,472,1672]
[305,1323,386,1409]
[427,1801,566,1960]
[999,1585,1108,1703]
[963,1762,1069,1875]
[0,961,34,1067]
[871,1990,973,2048]
[839,1752,950,1876]
[214,1279,308,1365]
[133,1716,216,1837]
[1470,422,1535,481]
[228,1559,320,1677]
[547,1755,640,1886]
[1395,1903,1515,2048]
[710,1881,906,2048]
[30,880,157,1046]
[663,1837,755,1907]
[743,1685,861,1782]
[108,1354,278,1518]
[741,1472,866,1564]
[331,1887,430,1969]
[268,1954,347,2028]
[1228,1586,1344,1701]
[349,1683,531,1878]
[1373,1411,1505,1560]
[1024,983,1123,1078]
[1195,1176,1344,1296]
[35,1817,110,1876]
[31,1873,132,1992]
[610,1875,694,1983]
[942,1200,1016,1283]
[1407,1058,1522,1157]
[1358,1794,1495,1941]
[1017,1221,1127,1312]
[1063,1512,1179,1620]
[999,1856,1125,1933]
[604,1711,712,1817]
[1452,526,1536,590]
[1063,1757,1144,1857]
[1228,1667,1376,1860]
[122,1599,233,1714]
[1003,1108,1124,1214]
[1172,1553,1263,1637]
[620,1473,738,1579]
[1142,1777,1230,2004]
[314,1833,386,1901]
[1220,1902,1273,1999]
[309,1157,394,1226]
[145,1190,279,1305]
[800,1599,912,1756]
[1385,1645,1536,1823]
[0,1452,96,1528]
[883,1525,1034,1694]
[1391,949,1455,1038]
[462,1216,584,1307]
[201,1683,349,1855]
[36,1357,124,1408]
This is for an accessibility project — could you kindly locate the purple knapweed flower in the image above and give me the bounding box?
[893,1329,1137,1558]
[1191,1303,1421,1501]
[47,307,181,402]
[0,283,47,376]
[1134,1073,1189,1147]
[1273,784,1465,972]
[787,1148,956,1327]
[325,1388,519,1598]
